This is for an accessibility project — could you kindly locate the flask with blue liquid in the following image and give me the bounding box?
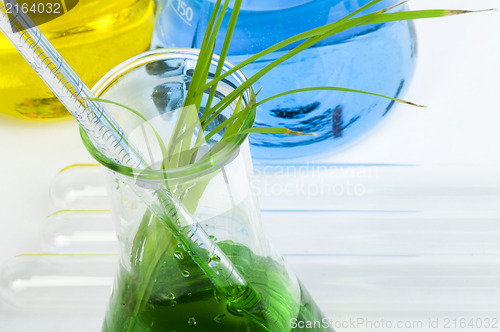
[152,0,417,160]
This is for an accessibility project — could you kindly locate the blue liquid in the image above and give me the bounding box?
[153,0,417,160]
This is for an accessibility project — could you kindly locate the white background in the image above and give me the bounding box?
[0,0,499,330]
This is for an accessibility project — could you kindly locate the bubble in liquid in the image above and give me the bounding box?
[173,251,184,260]
[213,289,221,303]
[214,313,226,323]
[188,317,196,326]
[208,254,221,268]
[163,293,177,306]
[181,270,190,277]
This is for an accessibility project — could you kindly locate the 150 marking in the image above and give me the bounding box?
[173,0,193,25]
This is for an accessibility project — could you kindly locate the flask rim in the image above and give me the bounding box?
[80,48,255,182]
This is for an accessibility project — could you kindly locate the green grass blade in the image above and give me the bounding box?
[178,106,202,167]
[184,0,234,162]
[202,6,487,95]
[223,89,259,138]
[204,7,484,126]
[203,102,246,142]
[205,0,242,113]
[176,0,233,168]
[204,90,258,142]
[184,0,224,107]
[199,0,222,52]
[201,6,399,124]
[220,127,313,142]
[187,91,258,160]
[336,0,384,23]
[184,0,231,118]
[201,2,391,93]
[366,8,494,25]
[166,106,191,168]
[198,125,311,162]
[254,87,425,108]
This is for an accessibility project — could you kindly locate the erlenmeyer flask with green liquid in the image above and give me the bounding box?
[80,49,333,331]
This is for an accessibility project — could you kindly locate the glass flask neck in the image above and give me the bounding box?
[80,48,255,182]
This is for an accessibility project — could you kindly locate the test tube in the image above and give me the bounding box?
[41,210,118,253]
[44,163,500,255]
[50,164,500,212]
[0,254,115,309]
[41,209,500,256]
[1,254,499,313]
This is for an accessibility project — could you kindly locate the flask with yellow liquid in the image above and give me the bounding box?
[0,0,156,120]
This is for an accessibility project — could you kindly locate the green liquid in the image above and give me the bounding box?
[102,242,333,332]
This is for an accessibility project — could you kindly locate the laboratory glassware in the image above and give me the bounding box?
[0,0,155,119]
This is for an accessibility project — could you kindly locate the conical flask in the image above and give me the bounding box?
[80,49,333,331]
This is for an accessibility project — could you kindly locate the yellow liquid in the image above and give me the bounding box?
[0,0,155,120]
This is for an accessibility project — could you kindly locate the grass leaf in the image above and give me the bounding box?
[205,0,243,113]
[220,127,314,143]
[202,7,487,95]
[255,87,426,108]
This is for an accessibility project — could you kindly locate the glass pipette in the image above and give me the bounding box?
[0,1,255,310]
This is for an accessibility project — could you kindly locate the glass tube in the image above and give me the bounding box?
[44,163,500,256]
[50,164,500,212]
[1,254,499,313]
[0,254,115,309]
[41,209,500,256]
[41,210,118,253]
